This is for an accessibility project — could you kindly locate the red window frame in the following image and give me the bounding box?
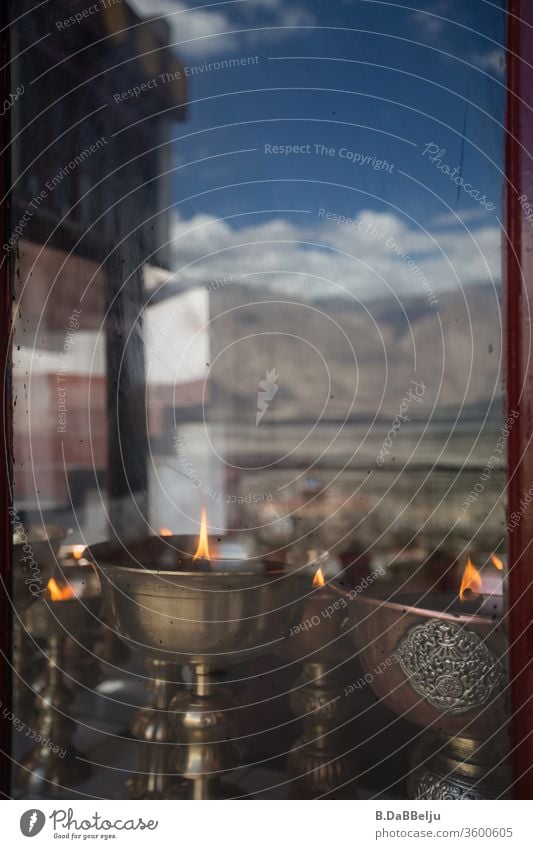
[506,0,533,799]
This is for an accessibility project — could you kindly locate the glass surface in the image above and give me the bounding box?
[8,0,508,799]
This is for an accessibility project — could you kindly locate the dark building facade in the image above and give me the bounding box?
[10,0,187,532]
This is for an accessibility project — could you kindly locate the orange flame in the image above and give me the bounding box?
[459,557,483,601]
[491,553,504,571]
[71,545,85,561]
[159,527,173,537]
[312,567,326,587]
[47,577,75,602]
[192,509,211,561]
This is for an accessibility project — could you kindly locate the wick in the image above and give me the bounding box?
[461,588,484,604]
[192,556,212,573]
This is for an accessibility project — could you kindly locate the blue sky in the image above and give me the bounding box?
[131,0,506,300]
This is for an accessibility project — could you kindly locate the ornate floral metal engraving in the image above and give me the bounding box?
[395,619,504,713]
[412,769,484,800]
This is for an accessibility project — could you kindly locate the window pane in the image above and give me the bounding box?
[8,0,508,800]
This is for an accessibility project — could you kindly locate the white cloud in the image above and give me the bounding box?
[411,2,449,37]
[476,49,505,77]
[164,209,500,302]
[127,0,239,57]
[128,0,315,58]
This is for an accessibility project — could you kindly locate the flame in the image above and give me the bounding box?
[192,509,211,561]
[159,527,173,537]
[312,567,326,587]
[47,577,75,601]
[491,553,504,571]
[71,545,85,561]
[459,557,483,601]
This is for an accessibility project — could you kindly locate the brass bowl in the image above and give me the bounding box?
[350,592,507,740]
[86,535,308,666]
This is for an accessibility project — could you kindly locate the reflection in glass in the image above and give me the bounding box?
[8,0,508,800]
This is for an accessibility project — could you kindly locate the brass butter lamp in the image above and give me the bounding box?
[16,564,101,796]
[87,524,308,799]
[12,525,67,725]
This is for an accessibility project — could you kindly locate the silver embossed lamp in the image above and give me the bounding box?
[350,556,509,799]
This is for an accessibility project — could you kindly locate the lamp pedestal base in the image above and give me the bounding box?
[165,667,242,800]
[409,733,511,800]
[126,660,184,799]
[16,634,91,796]
[288,662,360,799]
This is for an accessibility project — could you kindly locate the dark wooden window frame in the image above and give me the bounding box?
[505,0,533,800]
